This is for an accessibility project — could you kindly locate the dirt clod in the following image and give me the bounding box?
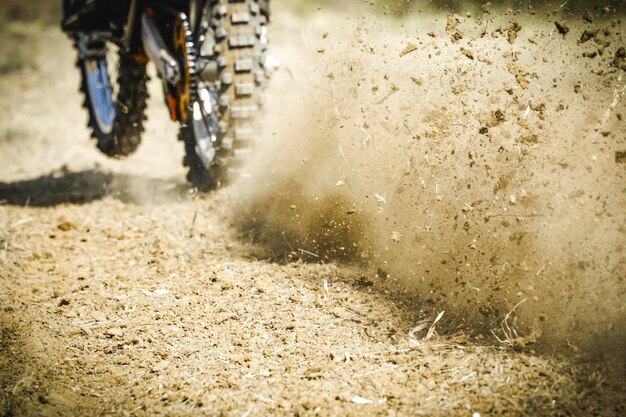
[507,62,530,89]
[460,47,474,60]
[57,221,74,231]
[612,46,626,71]
[555,21,570,36]
[579,29,599,44]
[445,17,459,32]
[399,42,417,57]
[390,231,402,242]
[507,22,522,44]
[450,31,463,43]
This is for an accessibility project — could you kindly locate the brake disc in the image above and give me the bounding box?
[173,13,218,169]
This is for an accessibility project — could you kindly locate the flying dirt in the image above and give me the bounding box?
[0,1,625,416]
[235,5,626,356]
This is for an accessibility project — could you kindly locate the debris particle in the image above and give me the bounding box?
[451,83,467,95]
[460,48,474,60]
[554,21,570,36]
[355,277,374,288]
[612,47,626,71]
[507,22,522,44]
[481,3,492,14]
[518,134,538,144]
[477,55,493,65]
[445,17,459,32]
[390,231,403,243]
[105,327,124,338]
[451,31,464,43]
[302,367,323,380]
[57,221,75,232]
[352,396,374,405]
[493,109,505,124]
[351,395,387,405]
[411,76,423,86]
[579,29,598,44]
[399,43,418,57]
[507,62,530,89]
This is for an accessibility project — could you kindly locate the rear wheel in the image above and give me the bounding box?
[181,0,272,191]
[77,36,149,157]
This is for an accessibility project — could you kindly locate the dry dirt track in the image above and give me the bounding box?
[1,4,625,417]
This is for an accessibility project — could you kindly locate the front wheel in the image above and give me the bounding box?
[77,36,149,157]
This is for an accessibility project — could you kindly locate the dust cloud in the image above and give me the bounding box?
[233,8,626,355]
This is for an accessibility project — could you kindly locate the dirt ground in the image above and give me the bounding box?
[1,2,625,416]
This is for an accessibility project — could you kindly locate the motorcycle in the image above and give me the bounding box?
[62,0,276,190]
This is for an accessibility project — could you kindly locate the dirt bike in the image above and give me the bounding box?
[62,0,276,190]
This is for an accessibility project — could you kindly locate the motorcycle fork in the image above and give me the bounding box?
[125,1,210,122]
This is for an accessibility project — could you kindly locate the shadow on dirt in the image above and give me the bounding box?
[0,169,190,207]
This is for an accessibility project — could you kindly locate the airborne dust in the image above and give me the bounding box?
[234,4,626,356]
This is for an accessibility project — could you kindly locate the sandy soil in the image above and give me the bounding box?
[1,3,625,416]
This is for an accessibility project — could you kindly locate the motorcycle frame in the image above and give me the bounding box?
[121,0,209,52]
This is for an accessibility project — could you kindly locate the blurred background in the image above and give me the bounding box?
[1,0,623,73]
[1,0,625,24]
[1,0,623,74]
